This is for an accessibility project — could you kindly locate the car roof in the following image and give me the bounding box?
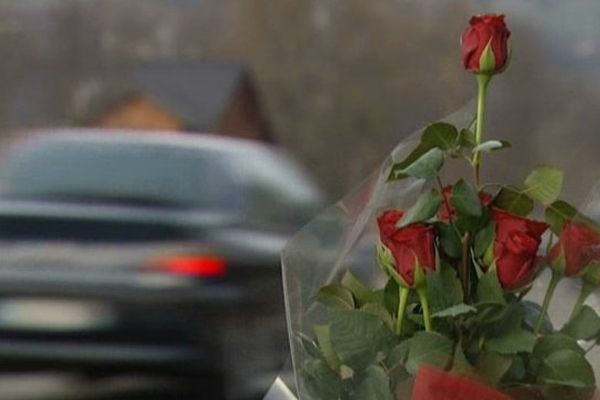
[16,128,273,155]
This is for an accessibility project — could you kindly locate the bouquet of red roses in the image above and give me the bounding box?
[282,14,600,400]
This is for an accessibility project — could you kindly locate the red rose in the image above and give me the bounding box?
[412,365,512,400]
[492,209,549,290]
[377,210,436,288]
[461,14,510,75]
[549,222,600,277]
[439,185,493,223]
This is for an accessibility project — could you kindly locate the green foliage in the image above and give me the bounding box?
[383,278,399,316]
[426,262,464,313]
[493,186,534,216]
[431,303,476,319]
[314,284,355,309]
[452,179,482,217]
[524,166,564,206]
[388,122,465,181]
[545,200,579,234]
[395,147,445,180]
[459,128,476,147]
[387,143,431,181]
[421,122,460,151]
[315,324,341,371]
[341,270,376,307]
[476,269,506,305]
[437,223,462,258]
[475,351,513,385]
[387,341,411,369]
[561,305,600,341]
[532,334,585,362]
[473,222,495,258]
[455,206,490,233]
[360,303,394,331]
[297,332,322,359]
[398,189,442,227]
[329,309,397,370]
[538,350,596,388]
[353,365,394,400]
[405,331,453,374]
[303,359,343,400]
[485,328,537,355]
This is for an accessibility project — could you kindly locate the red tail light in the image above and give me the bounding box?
[155,256,227,278]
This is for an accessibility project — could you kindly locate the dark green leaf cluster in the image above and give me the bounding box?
[303,119,600,398]
[305,268,600,399]
[387,122,510,182]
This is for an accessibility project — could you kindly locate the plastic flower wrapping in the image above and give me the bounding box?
[281,14,600,400]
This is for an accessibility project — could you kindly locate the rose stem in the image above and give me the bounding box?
[396,286,410,335]
[534,271,561,334]
[568,281,595,322]
[417,288,432,332]
[461,233,471,303]
[473,74,491,190]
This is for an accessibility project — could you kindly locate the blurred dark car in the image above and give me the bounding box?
[0,130,324,399]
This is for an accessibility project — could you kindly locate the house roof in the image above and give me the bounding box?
[84,62,247,131]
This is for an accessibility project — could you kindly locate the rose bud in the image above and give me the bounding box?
[439,185,493,223]
[461,14,511,75]
[490,209,549,290]
[549,222,600,277]
[377,210,436,288]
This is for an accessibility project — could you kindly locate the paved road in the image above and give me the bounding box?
[0,373,207,400]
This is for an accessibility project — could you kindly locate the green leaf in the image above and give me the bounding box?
[315,285,355,309]
[427,262,463,313]
[421,122,459,151]
[398,189,442,227]
[524,166,564,206]
[387,340,412,368]
[387,143,430,181]
[354,365,394,400]
[315,325,341,371]
[452,179,482,217]
[405,331,453,375]
[475,351,513,385]
[561,305,600,341]
[383,279,399,317]
[545,200,579,234]
[451,344,474,374]
[341,271,373,307]
[398,148,444,181]
[432,303,476,319]
[533,334,585,362]
[459,129,476,147]
[303,359,343,400]
[360,303,394,331]
[476,269,506,305]
[539,349,596,388]
[296,332,321,359]
[493,187,534,217]
[473,222,495,258]
[329,309,396,370]
[455,207,490,233]
[485,329,537,355]
[504,355,527,382]
[472,140,511,153]
[437,223,462,258]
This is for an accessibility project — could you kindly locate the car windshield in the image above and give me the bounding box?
[0,135,323,221]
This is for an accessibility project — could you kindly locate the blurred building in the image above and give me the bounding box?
[77,62,273,142]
